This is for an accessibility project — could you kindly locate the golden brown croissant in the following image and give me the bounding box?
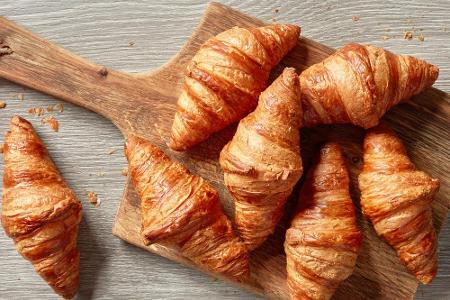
[358,124,439,284]
[169,24,300,151]
[1,116,82,299]
[300,43,439,128]
[285,142,362,300]
[219,67,303,250]
[125,137,249,280]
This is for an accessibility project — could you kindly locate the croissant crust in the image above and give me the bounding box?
[220,67,303,250]
[1,116,82,299]
[285,143,362,300]
[170,24,300,151]
[358,124,439,284]
[300,43,439,128]
[125,137,249,280]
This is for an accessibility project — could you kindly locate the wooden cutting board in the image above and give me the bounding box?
[0,2,448,299]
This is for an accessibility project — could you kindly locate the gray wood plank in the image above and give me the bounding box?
[0,1,448,299]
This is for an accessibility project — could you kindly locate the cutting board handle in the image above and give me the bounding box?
[0,16,142,121]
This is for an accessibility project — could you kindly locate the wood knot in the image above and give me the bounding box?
[0,45,13,57]
[98,66,108,77]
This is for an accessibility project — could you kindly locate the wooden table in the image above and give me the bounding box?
[0,1,448,299]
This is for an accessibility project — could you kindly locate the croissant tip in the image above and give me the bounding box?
[168,138,186,152]
[10,115,32,128]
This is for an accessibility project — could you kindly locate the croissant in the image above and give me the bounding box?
[300,43,439,128]
[1,116,82,299]
[285,142,362,300]
[125,137,249,280]
[169,24,300,151]
[219,67,303,250]
[358,124,439,284]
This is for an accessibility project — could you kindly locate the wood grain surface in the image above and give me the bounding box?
[0,1,449,299]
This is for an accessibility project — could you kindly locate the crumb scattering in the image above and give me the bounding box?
[129,41,135,47]
[0,101,6,109]
[54,103,64,113]
[41,116,59,132]
[17,93,24,101]
[352,16,360,21]
[46,105,53,112]
[121,167,128,176]
[403,31,413,40]
[274,8,279,13]
[86,191,100,206]
[418,33,425,42]
[108,148,118,155]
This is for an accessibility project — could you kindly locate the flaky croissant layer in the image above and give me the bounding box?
[220,67,303,250]
[300,43,439,128]
[285,143,362,300]
[359,124,439,284]
[125,137,249,280]
[1,116,82,299]
[170,24,300,151]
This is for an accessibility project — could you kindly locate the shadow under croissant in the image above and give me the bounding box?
[76,218,106,300]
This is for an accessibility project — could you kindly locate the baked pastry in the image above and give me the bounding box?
[169,24,300,151]
[359,124,439,284]
[220,67,302,250]
[285,142,362,300]
[1,116,82,299]
[300,43,439,128]
[125,137,249,280]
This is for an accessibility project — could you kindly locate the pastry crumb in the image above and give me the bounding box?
[54,103,64,113]
[46,105,53,112]
[41,116,59,132]
[382,35,391,41]
[418,33,425,42]
[352,16,360,21]
[121,167,128,176]
[403,31,413,40]
[129,41,135,47]
[86,191,100,206]
[17,93,24,101]
[0,101,6,109]
[274,8,279,13]
[108,148,118,155]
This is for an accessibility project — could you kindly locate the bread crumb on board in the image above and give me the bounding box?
[129,41,135,47]
[41,116,59,132]
[54,103,64,113]
[0,101,6,109]
[86,191,100,206]
[108,148,118,155]
[17,93,24,101]
[418,33,425,42]
[382,35,391,41]
[28,107,45,116]
[46,105,53,112]
[403,31,413,40]
[352,16,360,22]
